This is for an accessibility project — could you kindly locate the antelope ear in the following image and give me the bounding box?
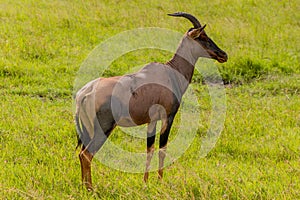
[188,28,201,39]
[187,24,207,39]
[199,24,207,34]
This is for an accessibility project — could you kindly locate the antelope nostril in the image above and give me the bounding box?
[221,52,228,60]
[217,51,228,63]
[224,53,228,60]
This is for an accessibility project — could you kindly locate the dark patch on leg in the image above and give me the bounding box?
[147,135,156,148]
[86,114,116,154]
[147,121,156,148]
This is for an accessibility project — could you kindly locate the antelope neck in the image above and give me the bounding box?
[166,54,195,83]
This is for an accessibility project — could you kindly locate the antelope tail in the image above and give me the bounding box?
[74,91,96,151]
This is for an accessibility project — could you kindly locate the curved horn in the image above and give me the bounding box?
[168,12,202,28]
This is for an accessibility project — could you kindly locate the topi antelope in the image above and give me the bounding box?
[75,12,228,190]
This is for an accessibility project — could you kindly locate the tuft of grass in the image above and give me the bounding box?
[219,58,296,85]
[220,58,268,84]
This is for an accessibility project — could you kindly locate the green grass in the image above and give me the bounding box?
[0,0,299,199]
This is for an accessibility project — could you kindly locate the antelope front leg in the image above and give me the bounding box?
[79,147,94,191]
[144,121,157,182]
[158,145,167,179]
[144,144,155,182]
[158,116,174,179]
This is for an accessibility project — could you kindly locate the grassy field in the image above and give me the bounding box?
[0,0,299,199]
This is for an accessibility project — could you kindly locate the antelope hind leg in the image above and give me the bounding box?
[79,147,94,191]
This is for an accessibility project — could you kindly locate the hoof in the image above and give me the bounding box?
[143,172,149,183]
[158,169,163,180]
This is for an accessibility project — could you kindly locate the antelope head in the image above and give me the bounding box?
[168,12,228,63]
